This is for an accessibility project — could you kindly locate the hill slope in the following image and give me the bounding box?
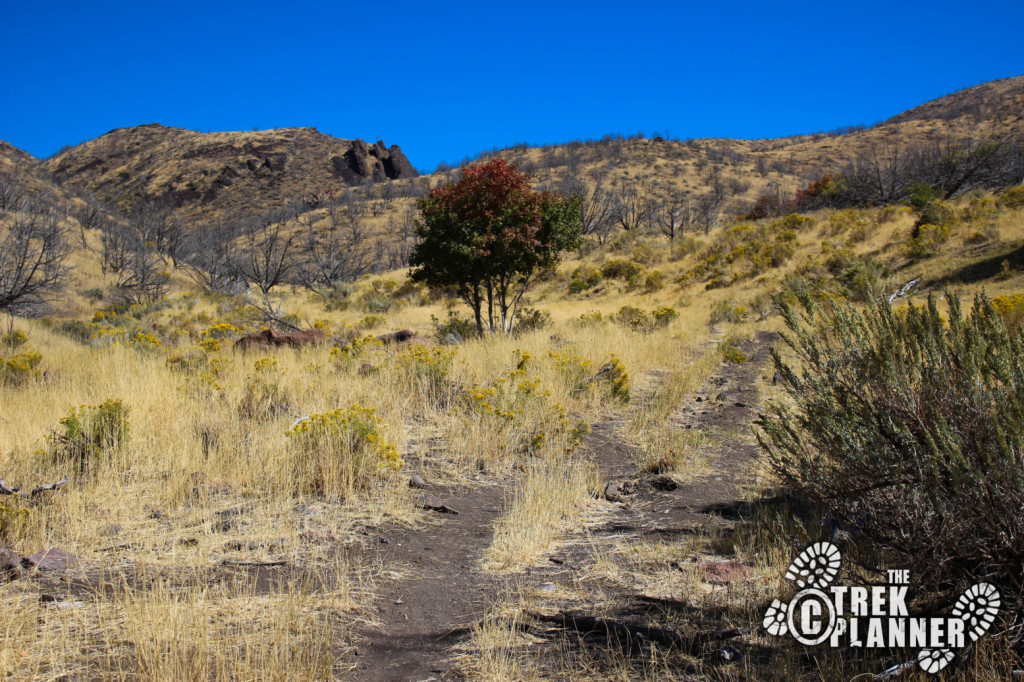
[42,124,418,219]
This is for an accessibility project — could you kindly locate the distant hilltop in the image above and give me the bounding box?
[40,125,418,219]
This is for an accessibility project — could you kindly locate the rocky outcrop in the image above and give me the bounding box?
[331,139,418,184]
[234,328,328,350]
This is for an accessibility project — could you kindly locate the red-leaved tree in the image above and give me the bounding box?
[410,159,582,334]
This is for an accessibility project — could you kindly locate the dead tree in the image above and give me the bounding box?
[560,175,618,242]
[614,183,652,232]
[236,216,296,295]
[295,202,371,289]
[0,173,25,212]
[129,199,185,266]
[0,205,73,317]
[180,221,247,295]
[656,194,692,241]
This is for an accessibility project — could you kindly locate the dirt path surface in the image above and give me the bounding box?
[346,482,506,681]
[346,330,777,680]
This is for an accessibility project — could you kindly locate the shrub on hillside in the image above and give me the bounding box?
[613,305,677,333]
[599,259,645,284]
[758,292,1024,639]
[568,264,602,294]
[998,185,1024,209]
[431,310,478,342]
[286,405,402,498]
[49,399,130,473]
[514,307,551,334]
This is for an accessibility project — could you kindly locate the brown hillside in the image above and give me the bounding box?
[0,139,87,213]
[42,124,418,219]
[456,74,1024,220]
[884,74,1024,126]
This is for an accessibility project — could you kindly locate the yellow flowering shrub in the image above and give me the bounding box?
[1,329,28,349]
[1,350,42,386]
[49,399,130,473]
[286,404,402,498]
[394,344,455,406]
[0,496,29,543]
[464,351,590,456]
[201,322,241,340]
[992,294,1024,332]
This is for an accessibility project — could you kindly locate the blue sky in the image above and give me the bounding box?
[2,1,1022,173]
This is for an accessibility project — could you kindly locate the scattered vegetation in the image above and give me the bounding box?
[759,292,1024,645]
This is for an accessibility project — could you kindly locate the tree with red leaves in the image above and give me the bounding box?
[410,159,582,334]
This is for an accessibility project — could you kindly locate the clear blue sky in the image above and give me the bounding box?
[2,1,1022,173]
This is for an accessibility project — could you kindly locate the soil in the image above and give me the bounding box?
[344,330,778,680]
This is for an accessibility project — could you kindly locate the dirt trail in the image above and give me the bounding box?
[345,330,777,680]
[347,483,505,681]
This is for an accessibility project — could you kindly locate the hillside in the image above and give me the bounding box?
[885,74,1024,126]
[467,75,1024,217]
[2,75,1024,680]
[41,124,419,219]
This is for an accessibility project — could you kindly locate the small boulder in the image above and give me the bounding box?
[419,493,459,514]
[22,547,80,572]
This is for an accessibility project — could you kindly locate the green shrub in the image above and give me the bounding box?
[431,311,478,342]
[54,319,93,344]
[643,270,665,293]
[708,301,747,326]
[599,259,645,283]
[50,399,130,473]
[357,315,386,330]
[315,284,354,312]
[612,305,677,333]
[568,264,603,293]
[514,307,551,334]
[81,287,105,303]
[905,223,950,259]
[575,311,606,327]
[613,305,648,331]
[650,306,678,327]
[758,292,1024,626]
[286,404,402,498]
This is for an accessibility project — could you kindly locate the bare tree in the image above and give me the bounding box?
[560,175,618,242]
[0,204,73,317]
[180,221,247,294]
[0,173,26,212]
[295,202,371,288]
[100,221,137,276]
[384,206,417,269]
[656,194,692,241]
[236,217,296,295]
[72,198,108,248]
[613,183,653,232]
[113,246,171,304]
[692,183,726,235]
[130,199,186,266]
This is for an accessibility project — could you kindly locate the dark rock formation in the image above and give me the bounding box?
[234,328,328,350]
